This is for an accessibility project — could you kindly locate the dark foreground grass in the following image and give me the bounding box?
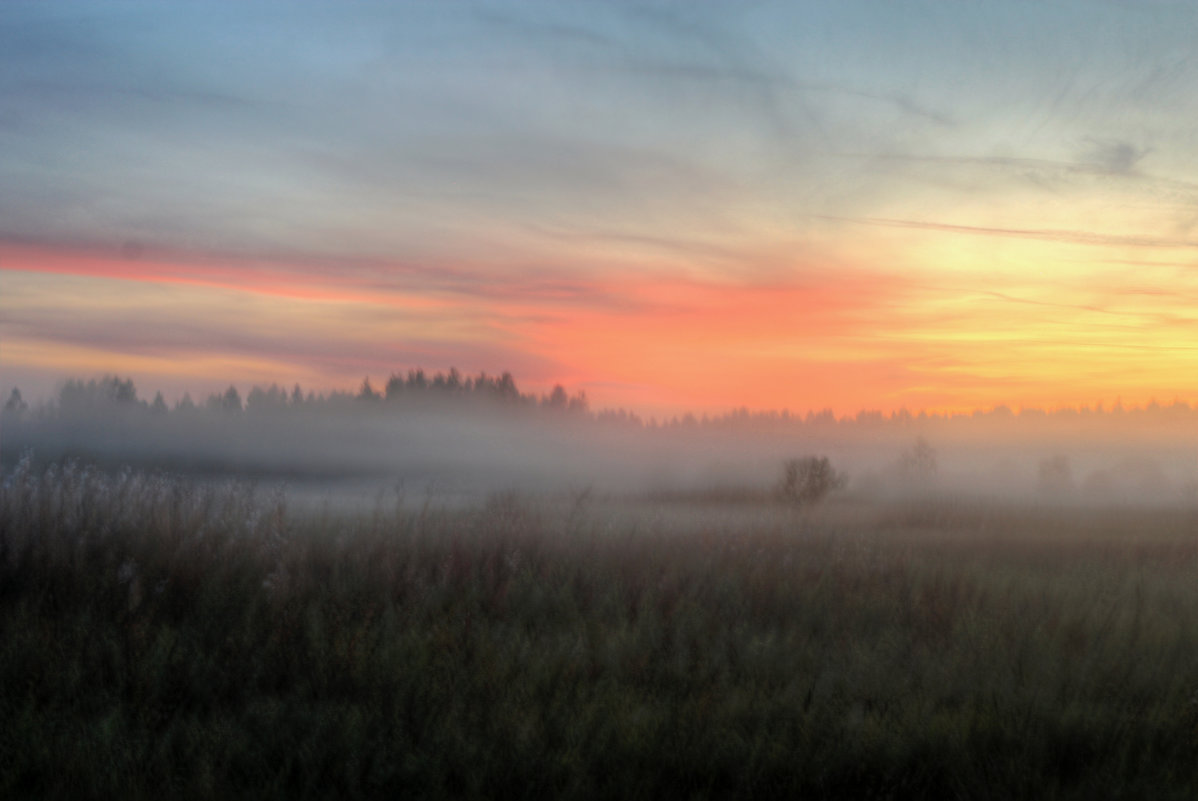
[3,460,1198,799]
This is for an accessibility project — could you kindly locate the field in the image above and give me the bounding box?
[4,459,1198,799]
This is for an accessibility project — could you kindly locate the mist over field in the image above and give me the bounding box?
[7,403,1198,798]
[4,373,1196,509]
[6,379,1198,799]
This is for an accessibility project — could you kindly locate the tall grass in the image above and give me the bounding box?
[3,458,1198,799]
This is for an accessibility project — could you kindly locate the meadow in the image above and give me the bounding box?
[4,458,1198,799]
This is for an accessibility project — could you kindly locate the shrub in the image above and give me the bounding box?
[1037,454,1075,496]
[896,436,938,485]
[776,456,847,506]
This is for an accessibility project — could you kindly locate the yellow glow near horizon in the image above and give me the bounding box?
[3,235,1198,416]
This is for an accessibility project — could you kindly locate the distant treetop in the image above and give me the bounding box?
[7,369,1198,434]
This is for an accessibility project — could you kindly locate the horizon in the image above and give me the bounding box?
[6,367,1197,426]
[3,2,1198,416]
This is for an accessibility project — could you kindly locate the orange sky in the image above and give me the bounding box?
[4,232,1198,418]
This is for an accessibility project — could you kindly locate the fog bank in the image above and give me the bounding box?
[4,377,1196,509]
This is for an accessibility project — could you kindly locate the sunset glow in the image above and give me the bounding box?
[3,2,1197,416]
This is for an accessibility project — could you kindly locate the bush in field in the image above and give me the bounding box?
[1037,454,1075,496]
[896,436,938,485]
[776,455,846,506]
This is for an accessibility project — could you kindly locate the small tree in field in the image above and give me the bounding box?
[897,436,937,485]
[777,456,847,507]
[3,387,27,417]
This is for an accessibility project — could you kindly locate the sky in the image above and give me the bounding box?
[2,1,1198,417]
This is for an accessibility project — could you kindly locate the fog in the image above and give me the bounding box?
[3,377,1196,512]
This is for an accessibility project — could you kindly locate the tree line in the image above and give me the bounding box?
[4,370,589,421]
[5,370,1198,433]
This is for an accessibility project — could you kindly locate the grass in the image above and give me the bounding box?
[3,458,1198,799]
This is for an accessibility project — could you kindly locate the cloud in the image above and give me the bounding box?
[821,216,1198,250]
[1080,138,1150,174]
[976,290,1120,318]
[1,241,915,404]
[0,242,647,316]
[472,7,617,50]
[837,151,1198,197]
[0,275,566,384]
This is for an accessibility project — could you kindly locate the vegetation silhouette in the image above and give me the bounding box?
[776,456,847,507]
[6,458,1198,798]
[8,370,1198,433]
[4,369,1197,504]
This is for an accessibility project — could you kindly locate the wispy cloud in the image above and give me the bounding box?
[821,216,1198,250]
[1079,138,1150,174]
